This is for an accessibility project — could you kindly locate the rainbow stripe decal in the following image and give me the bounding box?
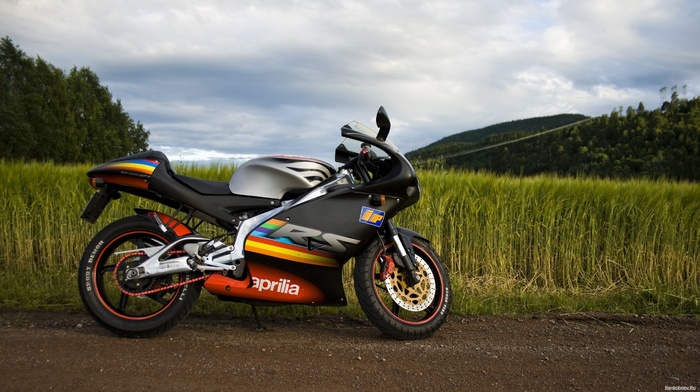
[245,219,341,267]
[100,159,160,177]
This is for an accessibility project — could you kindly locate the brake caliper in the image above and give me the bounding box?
[379,253,396,281]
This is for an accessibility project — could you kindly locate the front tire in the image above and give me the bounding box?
[354,236,451,340]
[78,216,202,337]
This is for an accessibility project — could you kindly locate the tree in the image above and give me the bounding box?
[637,102,646,114]
[0,36,149,162]
[0,37,36,159]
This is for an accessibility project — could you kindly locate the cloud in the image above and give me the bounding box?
[1,0,699,163]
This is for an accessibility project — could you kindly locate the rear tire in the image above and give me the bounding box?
[354,236,451,340]
[78,216,202,337]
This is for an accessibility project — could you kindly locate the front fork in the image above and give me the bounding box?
[353,156,420,285]
[382,219,421,287]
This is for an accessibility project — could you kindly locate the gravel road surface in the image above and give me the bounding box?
[0,310,697,391]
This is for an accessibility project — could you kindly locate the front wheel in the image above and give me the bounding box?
[78,215,202,337]
[354,236,451,340]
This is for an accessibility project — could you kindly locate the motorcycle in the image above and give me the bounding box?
[78,107,451,340]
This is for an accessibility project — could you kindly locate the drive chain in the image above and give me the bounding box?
[113,250,208,297]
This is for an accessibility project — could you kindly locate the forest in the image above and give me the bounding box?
[0,37,149,163]
[407,95,700,182]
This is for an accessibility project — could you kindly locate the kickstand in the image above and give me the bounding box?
[251,305,265,332]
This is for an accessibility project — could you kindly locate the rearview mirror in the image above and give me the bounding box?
[376,106,391,142]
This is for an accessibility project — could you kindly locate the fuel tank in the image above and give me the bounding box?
[229,155,336,199]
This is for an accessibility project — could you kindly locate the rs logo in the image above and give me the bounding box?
[268,223,360,253]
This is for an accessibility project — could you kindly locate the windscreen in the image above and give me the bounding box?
[335,121,400,162]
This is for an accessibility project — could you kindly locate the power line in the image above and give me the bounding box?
[424,117,595,162]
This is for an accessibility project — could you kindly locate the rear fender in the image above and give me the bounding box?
[134,208,193,237]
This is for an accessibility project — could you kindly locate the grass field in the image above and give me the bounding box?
[1,160,698,317]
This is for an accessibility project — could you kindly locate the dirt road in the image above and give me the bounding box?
[0,310,697,391]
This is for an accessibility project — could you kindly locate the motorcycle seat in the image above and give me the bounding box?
[173,174,232,195]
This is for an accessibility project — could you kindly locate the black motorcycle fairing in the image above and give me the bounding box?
[244,185,406,268]
[338,123,421,209]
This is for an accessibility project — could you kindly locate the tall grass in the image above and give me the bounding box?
[0,161,698,315]
[396,170,700,314]
[0,161,93,308]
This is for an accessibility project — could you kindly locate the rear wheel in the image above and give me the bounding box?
[78,216,202,337]
[354,236,451,340]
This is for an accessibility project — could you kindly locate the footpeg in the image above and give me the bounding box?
[188,240,247,279]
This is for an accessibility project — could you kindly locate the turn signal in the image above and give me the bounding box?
[89,177,105,189]
[370,194,385,206]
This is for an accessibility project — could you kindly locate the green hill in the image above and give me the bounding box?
[407,114,588,165]
[422,113,588,147]
[407,95,700,182]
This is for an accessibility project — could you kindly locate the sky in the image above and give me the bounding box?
[2,0,699,164]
